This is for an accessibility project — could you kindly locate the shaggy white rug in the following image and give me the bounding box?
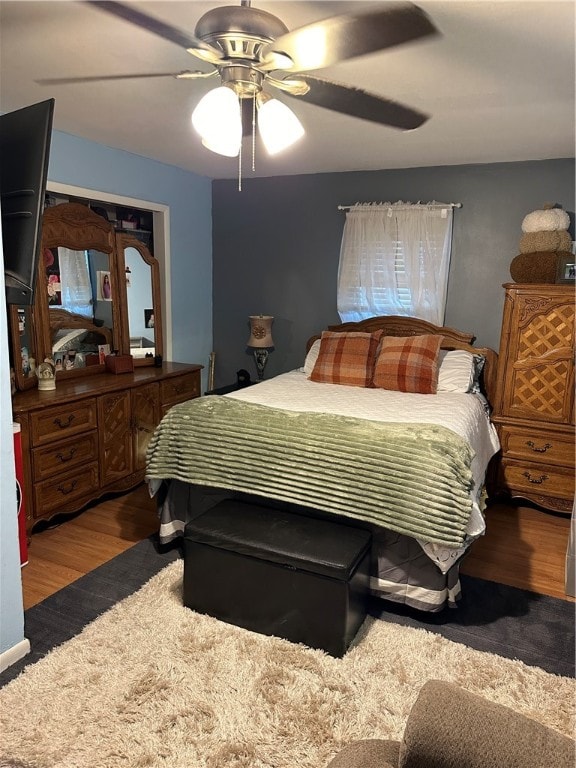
[1,560,574,768]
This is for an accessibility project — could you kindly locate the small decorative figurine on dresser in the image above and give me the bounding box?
[37,358,56,391]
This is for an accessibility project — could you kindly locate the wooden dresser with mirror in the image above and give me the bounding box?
[9,202,202,533]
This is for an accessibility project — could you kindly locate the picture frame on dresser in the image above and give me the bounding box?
[556,252,576,283]
[8,304,38,391]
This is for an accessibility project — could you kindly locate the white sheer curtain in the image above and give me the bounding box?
[337,202,454,325]
[58,247,93,318]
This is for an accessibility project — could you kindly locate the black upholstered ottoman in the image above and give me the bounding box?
[183,500,372,657]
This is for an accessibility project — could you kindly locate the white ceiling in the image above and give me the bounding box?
[1,0,574,180]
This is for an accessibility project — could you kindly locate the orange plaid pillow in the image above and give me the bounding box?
[372,334,442,394]
[310,330,383,387]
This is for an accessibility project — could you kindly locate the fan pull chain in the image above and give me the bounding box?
[238,138,242,192]
[252,94,256,173]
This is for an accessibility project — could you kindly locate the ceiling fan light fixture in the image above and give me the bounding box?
[260,50,294,71]
[185,45,223,65]
[257,95,305,155]
[192,86,242,156]
[201,134,240,158]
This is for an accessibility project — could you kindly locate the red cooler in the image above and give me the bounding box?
[12,423,28,567]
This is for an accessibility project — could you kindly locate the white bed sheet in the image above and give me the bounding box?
[225,370,501,571]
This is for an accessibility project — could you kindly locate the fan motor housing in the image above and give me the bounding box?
[220,64,264,98]
[195,6,288,62]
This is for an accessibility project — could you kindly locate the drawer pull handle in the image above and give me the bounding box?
[525,440,552,454]
[522,471,549,485]
[56,448,77,463]
[54,414,75,429]
[57,479,78,496]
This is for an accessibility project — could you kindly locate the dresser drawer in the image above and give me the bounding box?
[499,458,575,500]
[30,399,97,447]
[499,426,574,468]
[160,372,200,406]
[33,462,100,517]
[32,432,98,482]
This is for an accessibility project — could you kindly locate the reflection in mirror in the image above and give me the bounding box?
[125,246,155,360]
[44,245,114,364]
[50,308,113,370]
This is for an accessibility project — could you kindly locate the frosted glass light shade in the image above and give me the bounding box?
[192,86,242,157]
[257,98,305,155]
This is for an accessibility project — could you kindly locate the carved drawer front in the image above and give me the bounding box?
[33,462,99,518]
[30,399,97,447]
[32,432,98,482]
[505,360,574,423]
[499,426,574,468]
[499,458,575,501]
[160,372,200,407]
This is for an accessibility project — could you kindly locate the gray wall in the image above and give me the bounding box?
[212,158,574,388]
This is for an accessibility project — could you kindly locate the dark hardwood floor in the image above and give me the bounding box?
[20,484,574,610]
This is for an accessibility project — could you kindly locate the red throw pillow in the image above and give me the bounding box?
[372,334,442,394]
[310,330,383,387]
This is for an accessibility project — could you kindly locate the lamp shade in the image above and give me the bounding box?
[247,315,274,348]
[257,96,305,155]
[192,86,242,157]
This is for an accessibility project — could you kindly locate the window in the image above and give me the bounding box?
[337,203,454,326]
[58,247,93,317]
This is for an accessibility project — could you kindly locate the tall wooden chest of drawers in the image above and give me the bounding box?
[491,283,574,513]
[12,362,202,532]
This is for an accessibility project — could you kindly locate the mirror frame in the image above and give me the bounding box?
[116,232,163,366]
[36,202,121,378]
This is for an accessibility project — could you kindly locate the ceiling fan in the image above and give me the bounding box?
[40,1,439,163]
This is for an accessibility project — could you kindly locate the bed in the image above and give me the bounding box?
[146,316,500,612]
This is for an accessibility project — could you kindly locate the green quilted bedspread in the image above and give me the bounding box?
[145,395,475,547]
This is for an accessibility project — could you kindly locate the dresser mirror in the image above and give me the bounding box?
[34,203,120,380]
[9,201,165,390]
[117,233,163,366]
[45,245,117,369]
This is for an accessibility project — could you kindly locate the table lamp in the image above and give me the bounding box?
[247,315,274,380]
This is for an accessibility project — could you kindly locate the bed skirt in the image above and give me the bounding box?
[153,479,463,613]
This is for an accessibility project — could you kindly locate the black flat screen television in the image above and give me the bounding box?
[1,98,55,305]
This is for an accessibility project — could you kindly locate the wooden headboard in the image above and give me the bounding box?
[306,315,499,406]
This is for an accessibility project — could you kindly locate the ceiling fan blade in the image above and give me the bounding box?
[36,71,213,86]
[260,2,438,72]
[87,1,223,64]
[284,75,429,130]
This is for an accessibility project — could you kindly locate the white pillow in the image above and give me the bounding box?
[437,350,475,393]
[302,339,321,376]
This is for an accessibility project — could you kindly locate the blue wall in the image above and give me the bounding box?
[48,130,213,371]
[0,130,212,663]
